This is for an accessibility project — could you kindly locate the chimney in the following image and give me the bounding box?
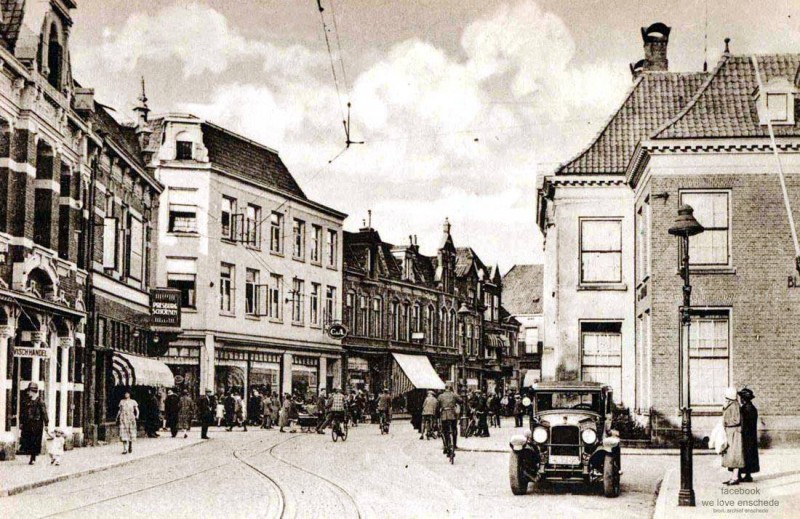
[630,22,671,79]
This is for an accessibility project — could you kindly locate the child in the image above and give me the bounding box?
[215,399,225,427]
[48,429,66,466]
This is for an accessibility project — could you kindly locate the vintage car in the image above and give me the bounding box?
[508,381,621,497]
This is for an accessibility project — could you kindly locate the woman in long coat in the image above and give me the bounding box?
[278,393,291,432]
[19,382,48,464]
[116,391,139,454]
[722,387,744,484]
[177,390,195,438]
[738,388,760,482]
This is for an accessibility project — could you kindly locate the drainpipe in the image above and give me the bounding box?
[751,55,800,274]
[83,152,99,443]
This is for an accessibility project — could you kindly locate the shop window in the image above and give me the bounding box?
[581,322,622,397]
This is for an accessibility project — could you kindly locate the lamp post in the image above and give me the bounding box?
[457,302,471,394]
[668,204,705,507]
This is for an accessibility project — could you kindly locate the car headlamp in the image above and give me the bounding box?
[581,428,597,444]
[532,426,548,444]
[522,397,531,407]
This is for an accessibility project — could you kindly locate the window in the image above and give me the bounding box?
[221,196,237,241]
[325,286,337,323]
[767,93,789,122]
[176,140,193,160]
[311,225,322,263]
[440,308,448,346]
[680,191,730,266]
[270,212,283,253]
[371,298,383,337]
[127,215,144,282]
[581,322,622,397]
[310,283,321,325]
[245,269,260,315]
[220,263,234,313]
[168,188,198,233]
[390,300,400,340]
[636,198,651,282]
[466,324,474,356]
[345,292,355,330]
[411,304,421,334]
[293,219,305,259]
[580,219,622,283]
[326,229,338,268]
[245,204,261,247]
[268,274,283,320]
[102,217,118,269]
[166,258,197,308]
[525,327,539,354]
[401,303,410,341]
[425,306,433,340]
[688,311,730,405]
[47,24,63,90]
[292,279,305,323]
[359,296,368,336]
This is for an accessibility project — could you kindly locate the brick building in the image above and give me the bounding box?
[502,264,544,389]
[0,0,166,454]
[149,113,346,402]
[628,51,800,442]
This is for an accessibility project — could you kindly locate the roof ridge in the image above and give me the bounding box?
[554,75,645,175]
[651,53,732,139]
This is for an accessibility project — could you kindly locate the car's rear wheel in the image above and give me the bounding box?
[603,454,620,498]
[509,453,529,495]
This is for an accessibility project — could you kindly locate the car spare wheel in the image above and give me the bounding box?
[603,454,621,498]
[509,453,529,495]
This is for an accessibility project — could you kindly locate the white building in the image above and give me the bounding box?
[148,114,346,399]
[502,265,544,389]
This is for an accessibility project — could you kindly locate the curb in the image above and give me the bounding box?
[651,468,673,519]
[1,439,206,497]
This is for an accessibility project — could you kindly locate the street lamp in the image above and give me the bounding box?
[457,302,471,394]
[668,204,705,507]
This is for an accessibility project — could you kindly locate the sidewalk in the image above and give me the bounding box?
[653,449,800,518]
[0,430,204,497]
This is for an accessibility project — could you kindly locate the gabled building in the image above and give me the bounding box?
[502,264,544,389]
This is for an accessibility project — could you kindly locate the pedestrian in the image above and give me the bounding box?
[215,393,225,427]
[262,392,274,429]
[279,393,292,433]
[233,391,248,431]
[474,391,489,437]
[436,383,462,453]
[177,389,195,438]
[224,391,235,430]
[19,382,48,464]
[165,388,180,438]
[421,390,438,440]
[198,389,216,440]
[47,428,65,466]
[116,390,139,454]
[249,390,263,427]
[738,388,760,482]
[722,387,745,485]
[145,389,160,438]
[513,395,524,427]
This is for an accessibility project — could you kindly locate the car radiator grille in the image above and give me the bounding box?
[549,425,580,457]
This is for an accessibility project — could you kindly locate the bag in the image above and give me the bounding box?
[709,421,728,454]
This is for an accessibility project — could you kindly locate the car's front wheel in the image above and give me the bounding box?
[603,454,620,498]
[509,452,529,495]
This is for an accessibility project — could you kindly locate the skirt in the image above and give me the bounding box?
[119,416,138,442]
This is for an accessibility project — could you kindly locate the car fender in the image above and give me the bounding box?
[589,436,621,470]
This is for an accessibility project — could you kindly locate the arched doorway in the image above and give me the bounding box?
[10,313,43,430]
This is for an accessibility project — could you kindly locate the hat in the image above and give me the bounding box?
[738,388,755,401]
[205,389,213,394]
[724,387,737,401]
[27,382,39,391]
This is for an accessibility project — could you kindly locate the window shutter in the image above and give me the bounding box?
[102,217,117,268]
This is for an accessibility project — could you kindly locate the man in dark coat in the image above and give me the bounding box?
[144,389,161,438]
[474,391,490,437]
[164,388,180,438]
[224,391,236,431]
[738,388,760,482]
[19,382,48,464]
[198,389,216,440]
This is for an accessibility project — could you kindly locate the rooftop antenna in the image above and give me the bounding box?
[703,0,709,72]
[368,209,372,228]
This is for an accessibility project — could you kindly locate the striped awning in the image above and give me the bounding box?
[112,352,175,388]
[391,353,446,394]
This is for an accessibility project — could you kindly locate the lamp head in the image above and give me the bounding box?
[668,204,704,237]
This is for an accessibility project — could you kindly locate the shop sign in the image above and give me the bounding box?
[30,331,46,343]
[14,347,51,358]
[151,288,182,327]
[327,323,348,339]
[174,375,184,385]
[59,337,74,348]
[348,357,369,371]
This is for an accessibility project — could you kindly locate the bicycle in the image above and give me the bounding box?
[331,413,348,442]
[442,419,456,464]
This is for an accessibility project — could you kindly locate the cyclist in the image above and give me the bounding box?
[420,390,438,440]
[437,383,462,456]
[376,388,392,430]
[328,387,347,434]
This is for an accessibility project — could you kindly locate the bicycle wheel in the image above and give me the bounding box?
[332,423,338,442]
[342,420,349,441]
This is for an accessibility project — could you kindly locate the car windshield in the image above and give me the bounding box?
[535,392,602,413]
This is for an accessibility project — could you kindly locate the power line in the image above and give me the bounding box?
[316,0,347,127]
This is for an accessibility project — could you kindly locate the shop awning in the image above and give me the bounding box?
[522,370,540,388]
[113,352,175,388]
[391,353,446,393]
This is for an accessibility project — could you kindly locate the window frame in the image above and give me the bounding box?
[268,274,283,321]
[291,278,305,324]
[245,268,260,316]
[245,204,261,248]
[221,196,237,242]
[686,308,731,407]
[270,212,284,254]
[310,283,321,326]
[310,225,322,264]
[579,217,623,284]
[579,321,623,398]
[326,229,338,268]
[679,190,732,269]
[293,218,306,260]
[219,262,235,314]
[176,140,193,160]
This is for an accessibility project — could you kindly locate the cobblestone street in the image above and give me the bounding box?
[2,421,666,519]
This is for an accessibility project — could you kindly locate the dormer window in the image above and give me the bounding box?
[755,78,796,126]
[176,140,193,160]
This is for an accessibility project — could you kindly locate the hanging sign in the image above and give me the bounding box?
[14,347,51,358]
[151,288,182,327]
[327,323,348,339]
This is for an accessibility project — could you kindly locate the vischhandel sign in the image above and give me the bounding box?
[151,288,182,328]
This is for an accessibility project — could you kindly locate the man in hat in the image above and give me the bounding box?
[198,389,217,440]
[19,382,48,464]
[421,390,438,440]
[437,383,462,454]
[164,388,180,437]
[738,388,760,482]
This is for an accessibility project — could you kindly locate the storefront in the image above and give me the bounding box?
[291,355,319,397]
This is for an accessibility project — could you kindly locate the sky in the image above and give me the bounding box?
[68,0,800,271]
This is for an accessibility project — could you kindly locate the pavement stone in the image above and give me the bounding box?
[0,429,205,497]
[652,448,800,518]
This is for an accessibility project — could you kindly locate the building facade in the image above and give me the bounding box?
[502,264,544,389]
[150,114,346,401]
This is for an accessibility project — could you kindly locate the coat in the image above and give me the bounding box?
[164,393,180,426]
[722,400,744,469]
[740,401,760,474]
[178,395,195,430]
[436,391,462,421]
[198,395,216,425]
[20,396,48,455]
[422,396,438,416]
